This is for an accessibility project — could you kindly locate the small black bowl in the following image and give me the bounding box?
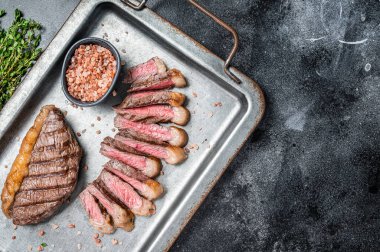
[61,37,121,107]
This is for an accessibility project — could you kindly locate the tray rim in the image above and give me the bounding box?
[0,0,266,251]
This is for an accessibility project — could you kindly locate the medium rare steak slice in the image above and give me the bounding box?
[104,160,164,200]
[79,189,115,234]
[128,69,186,92]
[124,57,166,84]
[115,91,186,109]
[98,170,155,216]
[102,136,144,156]
[100,139,161,178]
[114,105,190,126]
[2,105,82,225]
[87,183,134,231]
[114,116,188,147]
[115,134,187,165]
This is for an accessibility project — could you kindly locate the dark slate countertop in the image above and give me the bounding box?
[1,1,379,251]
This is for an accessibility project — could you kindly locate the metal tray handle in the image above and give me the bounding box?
[121,0,242,84]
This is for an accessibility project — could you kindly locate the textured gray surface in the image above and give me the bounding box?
[1,0,380,251]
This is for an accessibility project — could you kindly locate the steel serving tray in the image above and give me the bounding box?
[0,0,265,251]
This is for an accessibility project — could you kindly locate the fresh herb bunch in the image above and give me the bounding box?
[0,9,42,110]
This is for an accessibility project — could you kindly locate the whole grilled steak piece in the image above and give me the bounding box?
[87,183,135,232]
[115,91,186,109]
[100,138,161,178]
[2,106,82,225]
[98,170,156,216]
[124,57,166,84]
[114,105,190,126]
[128,69,186,93]
[114,134,187,165]
[115,116,188,147]
[104,159,164,200]
[79,189,115,234]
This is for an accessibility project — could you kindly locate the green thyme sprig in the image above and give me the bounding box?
[0,9,42,110]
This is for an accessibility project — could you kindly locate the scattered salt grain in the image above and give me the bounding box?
[95,238,102,247]
[77,244,82,250]
[67,223,76,229]
[77,231,81,235]
[189,144,199,150]
[50,224,59,230]
[208,112,214,118]
[38,230,45,237]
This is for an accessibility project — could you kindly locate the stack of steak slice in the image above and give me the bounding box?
[80,57,190,234]
[1,105,83,225]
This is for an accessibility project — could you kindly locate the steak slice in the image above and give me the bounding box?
[30,142,81,163]
[114,116,188,147]
[12,201,62,225]
[128,69,186,92]
[114,134,187,165]
[113,105,190,126]
[9,106,82,225]
[19,169,77,191]
[28,156,80,176]
[13,186,73,207]
[102,136,144,156]
[87,183,134,231]
[98,170,155,216]
[104,160,164,200]
[115,91,186,109]
[124,57,166,84]
[79,189,115,234]
[100,139,161,178]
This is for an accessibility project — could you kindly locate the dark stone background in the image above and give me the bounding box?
[1,1,379,251]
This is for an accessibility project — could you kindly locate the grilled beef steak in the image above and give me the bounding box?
[104,160,164,200]
[1,105,82,225]
[128,69,186,92]
[114,134,187,165]
[114,105,190,126]
[115,116,188,147]
[115,90,186,109]
[100,138,161,178]
[87,183,135,232]
[79,189,115,234]
[98,170,156,216]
